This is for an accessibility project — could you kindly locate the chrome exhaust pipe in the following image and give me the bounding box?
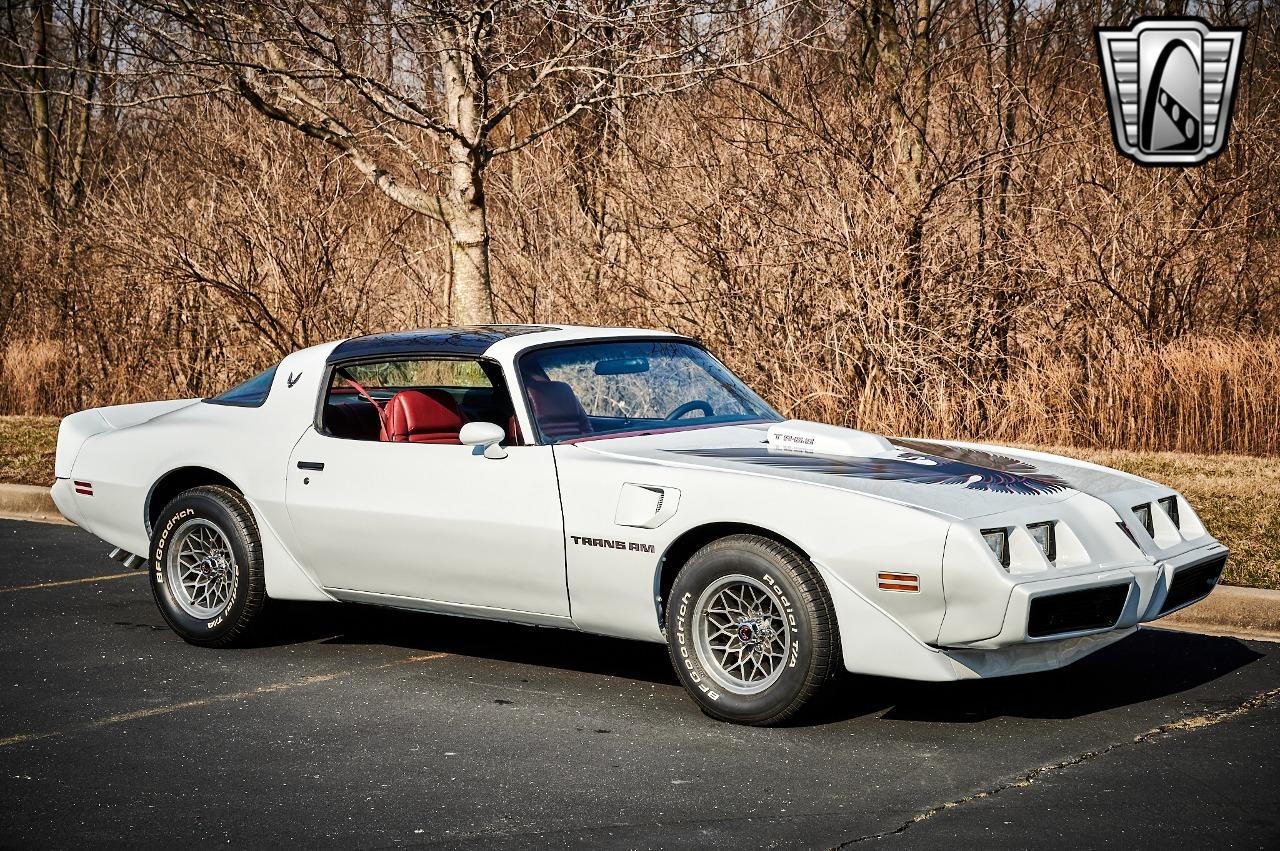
[109,547,146,569]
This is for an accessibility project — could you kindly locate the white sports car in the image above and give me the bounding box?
[50,325,1228,724]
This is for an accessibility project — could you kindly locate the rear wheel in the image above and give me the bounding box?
[148,485,268,647]
[666,534,841,725]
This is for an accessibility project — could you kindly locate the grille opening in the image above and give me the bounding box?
[1160,554,1226,615]
[1027,584,1129,638]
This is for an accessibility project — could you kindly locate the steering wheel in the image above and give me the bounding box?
[665,400,715,421]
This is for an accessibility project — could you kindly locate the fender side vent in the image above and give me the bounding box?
[1027,584,1129,638]
[614,483,680,529]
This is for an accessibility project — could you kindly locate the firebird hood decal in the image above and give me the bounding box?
[666,438,1071,496]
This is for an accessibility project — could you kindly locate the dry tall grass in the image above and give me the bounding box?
[785,336,1280,455]
[4,332,1277,456]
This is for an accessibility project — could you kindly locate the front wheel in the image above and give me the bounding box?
[149,485,269,647]
[666,534,841,725]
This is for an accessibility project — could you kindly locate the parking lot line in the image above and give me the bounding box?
[0,571,143,594]
[0,732,57,748]
[0,652,449,748]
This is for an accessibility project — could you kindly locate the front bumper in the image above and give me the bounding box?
[944,541,1229,652]
[933,543,1227,679]
[824,538,1228,683]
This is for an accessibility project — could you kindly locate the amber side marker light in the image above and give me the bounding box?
[878,572,920,592]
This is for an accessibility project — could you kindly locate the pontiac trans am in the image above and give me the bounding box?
[50,325,1228,724]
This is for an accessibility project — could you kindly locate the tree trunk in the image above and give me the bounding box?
[992,0,1017,381]
[29,0,55,219]
[876,0,933,333]
[440,36,496,325]
[64,1,101,216]
[443,172,493,325]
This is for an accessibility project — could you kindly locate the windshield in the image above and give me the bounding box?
[518,340,780,443]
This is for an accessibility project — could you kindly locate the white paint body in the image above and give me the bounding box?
[50,326,1228,682]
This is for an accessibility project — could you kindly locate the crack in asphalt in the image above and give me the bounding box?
[833,685,1280,847]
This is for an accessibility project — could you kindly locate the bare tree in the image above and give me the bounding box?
[4,0,1280,456]
[5,0,107,224]
[144,1,799,323]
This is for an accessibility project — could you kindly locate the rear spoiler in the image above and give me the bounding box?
[54,399,201,478]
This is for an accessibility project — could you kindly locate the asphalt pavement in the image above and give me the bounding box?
[1,518,1277,849]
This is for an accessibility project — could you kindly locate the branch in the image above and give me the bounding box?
[235,76,445,222]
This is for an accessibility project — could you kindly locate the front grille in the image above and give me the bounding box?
[1159,554,1227,615]
[1027,584,1130,638]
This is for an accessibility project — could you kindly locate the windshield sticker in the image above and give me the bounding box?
[667,439,1070,496]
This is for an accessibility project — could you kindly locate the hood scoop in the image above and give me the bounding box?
[767,420,894,459]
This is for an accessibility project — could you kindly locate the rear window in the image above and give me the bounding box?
[338,359,490,389]
[205,367,277,407]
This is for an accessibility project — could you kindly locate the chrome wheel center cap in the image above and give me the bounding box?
[197,554,229,579]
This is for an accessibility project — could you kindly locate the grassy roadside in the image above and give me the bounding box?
[0,416,59,488]
[1,415,1274,589]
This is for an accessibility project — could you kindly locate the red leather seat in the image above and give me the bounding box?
[526,380,591,441]
[383,389,466,444]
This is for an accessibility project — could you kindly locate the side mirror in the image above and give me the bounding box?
[460,421,508,459]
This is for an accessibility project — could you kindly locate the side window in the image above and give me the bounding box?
[320,357,518,444]
[205,366,278,408]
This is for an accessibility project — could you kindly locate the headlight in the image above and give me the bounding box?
[1132,503,1154,537]
[1157,495,1180,529]
[981,528,1010,568]
[1026,521,1057,563]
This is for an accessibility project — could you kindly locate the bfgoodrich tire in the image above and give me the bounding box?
[149,485,268,647]
[666,534,841,725]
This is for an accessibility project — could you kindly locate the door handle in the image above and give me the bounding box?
[297,461,325,471]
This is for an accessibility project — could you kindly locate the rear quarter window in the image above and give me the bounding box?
[205,367,278,407]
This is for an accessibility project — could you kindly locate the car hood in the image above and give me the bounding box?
[569,421,1158,521]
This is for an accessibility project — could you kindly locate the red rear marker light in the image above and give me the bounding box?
[73,480,93,496]
[878,572,920,592]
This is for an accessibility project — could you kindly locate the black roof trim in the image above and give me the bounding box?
[326,325,559,363]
